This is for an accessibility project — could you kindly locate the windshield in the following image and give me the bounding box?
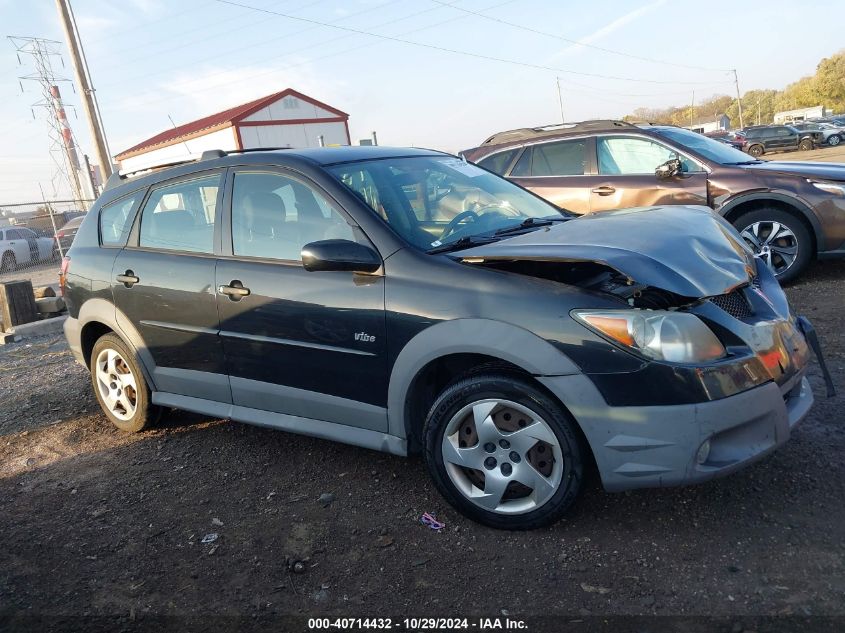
[327,155,567,251]
[650,127,755,164]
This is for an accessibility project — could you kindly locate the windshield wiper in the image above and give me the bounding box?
[427,235,499,254]
[493,216,568,237]
[725,160,763,165]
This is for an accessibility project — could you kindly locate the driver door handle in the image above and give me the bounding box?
[591,186,616,196]
[219,280,250,301]
[116,271,139,287]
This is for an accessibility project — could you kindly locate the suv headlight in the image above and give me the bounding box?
[572,310,726,363]
[810,181,845,196]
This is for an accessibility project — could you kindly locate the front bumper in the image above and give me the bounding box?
[538,368,813,492]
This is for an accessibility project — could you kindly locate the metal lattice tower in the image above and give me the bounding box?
[8,35,86,207]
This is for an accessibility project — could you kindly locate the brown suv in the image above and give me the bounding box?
[461,120,845,282]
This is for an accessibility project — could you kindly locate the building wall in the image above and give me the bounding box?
[119,127,238,174]
[774,106,827,123]
[241,95,339,122]
[237,121,349,148]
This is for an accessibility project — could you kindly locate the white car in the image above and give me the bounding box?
[0,227,56,272]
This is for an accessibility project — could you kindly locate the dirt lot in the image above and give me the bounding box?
[0,256,843,630]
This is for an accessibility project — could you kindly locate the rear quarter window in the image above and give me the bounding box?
[100,194,140,246]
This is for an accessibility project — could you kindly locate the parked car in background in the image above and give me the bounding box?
[62,146,824,529]
[791,122,844,147]
[0,226,56,272]
[54,215,85,254]
[461,120,845,281]
[739,125,822,157]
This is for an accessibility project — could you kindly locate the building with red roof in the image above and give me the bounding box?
[115,88,350,172]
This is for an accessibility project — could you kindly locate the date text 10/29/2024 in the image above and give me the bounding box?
[308,618,528,630]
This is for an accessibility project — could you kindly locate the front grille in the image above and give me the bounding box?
[709,290,754,320]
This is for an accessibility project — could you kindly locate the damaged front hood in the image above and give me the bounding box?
[453,206,756,298]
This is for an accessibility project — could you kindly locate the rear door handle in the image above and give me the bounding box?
[591,186,616,196]
[219,280,250,301]
[116,270,139,287]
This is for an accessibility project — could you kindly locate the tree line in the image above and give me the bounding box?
[622,50,845,128]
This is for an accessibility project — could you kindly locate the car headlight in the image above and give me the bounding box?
[572,310,726,363]
[810,181,845,196]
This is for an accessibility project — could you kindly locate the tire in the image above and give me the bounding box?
[90,333,160,432]
[734,208,813,283]
[829,134,841,147]
[747,144,764,157]
[1,251,16,273]
[423,373,584,530]
[798,138,813,151]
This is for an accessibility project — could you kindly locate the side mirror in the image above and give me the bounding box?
[301,239,381,274]
[655,158,682,179]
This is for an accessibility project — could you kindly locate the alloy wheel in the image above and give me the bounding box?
[94,348,138,421]
[440,399,563,515]
[740,220,798,276]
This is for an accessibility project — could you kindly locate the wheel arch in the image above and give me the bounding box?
[719,192,822,256]
[387,318,582,451]
[76,298,157,390]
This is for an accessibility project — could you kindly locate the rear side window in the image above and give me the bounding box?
[139,174,221,253]
[510,139,587,177]
[100,195,139,246]
[477,149,519,175]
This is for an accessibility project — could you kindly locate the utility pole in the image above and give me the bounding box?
[556,77,565,123]
[55,0,113,179]
[732,68,744,129]
[690,90,695,128]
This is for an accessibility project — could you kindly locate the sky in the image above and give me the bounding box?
[0,0,842,204]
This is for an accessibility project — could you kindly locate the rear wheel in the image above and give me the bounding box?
[735,208,812,283]
[1,251,16,273]
[747,144,764,157]
[90,333,159,432]
[829,134,842,147]
[799,138,813,151]
[423,373,584,530]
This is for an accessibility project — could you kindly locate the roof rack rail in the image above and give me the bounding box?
[481,119,636,146]
[105,146,293,191]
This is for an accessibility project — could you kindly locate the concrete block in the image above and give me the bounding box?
[35,296,65,314]
[10,315,68,338]
[0,331,21,345]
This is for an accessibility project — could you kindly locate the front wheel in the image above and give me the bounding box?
[735,208,812,283]
[423,373,584,530]
[799,138,813,151]
[90,333,160,432]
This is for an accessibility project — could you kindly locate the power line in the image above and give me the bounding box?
[98,0,495,109]
[428,0,731,73]
[209,0,729,85]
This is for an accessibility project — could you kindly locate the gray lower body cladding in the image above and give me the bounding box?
[538,370,813,492]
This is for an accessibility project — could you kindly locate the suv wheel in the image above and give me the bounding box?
[798,138,813,151]
[830,134,842,147]
[423,373,584,530]
[90,333,159,432]
[735,208,812,283]
[747,144,764,157]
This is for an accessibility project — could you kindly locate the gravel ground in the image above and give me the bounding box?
[0,260,843,630]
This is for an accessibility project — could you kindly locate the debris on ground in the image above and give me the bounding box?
[200,533,218,544]
[420,512,445,531]
[318,492,335,507]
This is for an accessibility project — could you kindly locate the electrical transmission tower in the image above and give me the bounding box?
[8,35,89,207]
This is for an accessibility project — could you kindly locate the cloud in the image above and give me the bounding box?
[548,0,668,61]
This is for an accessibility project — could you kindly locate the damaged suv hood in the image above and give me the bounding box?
[453,206,756,298]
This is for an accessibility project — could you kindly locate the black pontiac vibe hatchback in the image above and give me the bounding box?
[62,146,825,529]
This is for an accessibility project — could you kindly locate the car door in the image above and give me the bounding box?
[506,138,593,214]
[589,135,709,213]
[4,229,34,265]
[111,170,230,403]
[215,167,388,432]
